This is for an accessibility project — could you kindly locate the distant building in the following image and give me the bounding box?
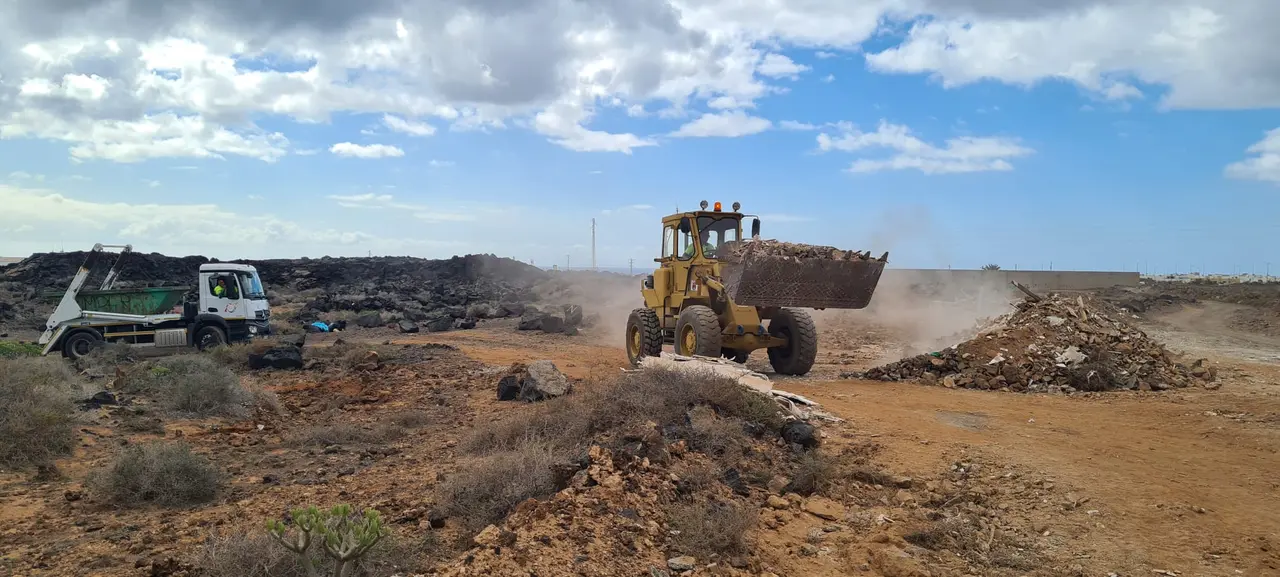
[0,257,23,267]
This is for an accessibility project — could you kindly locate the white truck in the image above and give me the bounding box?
[39,244,272,359]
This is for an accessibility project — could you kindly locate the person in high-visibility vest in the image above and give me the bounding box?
[214,278,227,297]
[683,231,715,258]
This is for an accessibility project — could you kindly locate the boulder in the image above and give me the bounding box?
[497,375,521,401]
[423,314,454,333]
[781,420,819,449]
[499,302,527,317]
[356,313,384,328]
[517,313,547,331]
[397,320,420,333]
[563,304,584,327]
[520,360,571,401]
[248,346,305,370]
[455,318,477,330]
[540,314,565,334]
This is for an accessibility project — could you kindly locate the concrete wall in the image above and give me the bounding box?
[882,269,1139,292]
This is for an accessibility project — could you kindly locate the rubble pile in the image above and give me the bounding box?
[851,293,1219,393]
[721,239,884,262]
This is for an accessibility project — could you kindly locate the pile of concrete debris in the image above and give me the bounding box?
[721,239,887,263]
[850,292,1219,393]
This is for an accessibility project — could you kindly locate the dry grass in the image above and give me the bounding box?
[789,452,837,496]
[207,342,256,369]
[0,357,86,469]
[904,514,1039,571]
[440,440,568,533]
[87,441,221,508]
[118,355,250,417]
[666,500,755,558]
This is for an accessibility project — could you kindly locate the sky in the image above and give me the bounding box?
[0,0,1278,274]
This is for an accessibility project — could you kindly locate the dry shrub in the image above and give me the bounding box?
[904,514,1039,571]
[666,500,755,558]
[463,367,783,456]
[88,441,220,507]
[73,341,138,372]
[119,355,250,417]
[686,405,747,463]
[385,409,431,429]
[789,452,837,496]
[440,440,568,533]
[245,383,286,417]
[307,342,404,368]
[207,342,256,369]
[0,357,85,469]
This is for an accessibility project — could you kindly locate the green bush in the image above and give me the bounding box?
[0,341,43,359]
[87,441,220,507]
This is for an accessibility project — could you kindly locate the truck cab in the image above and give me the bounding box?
[196,263,271,341]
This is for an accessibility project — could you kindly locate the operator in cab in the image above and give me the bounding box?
[214,278,227,298]
[683,230,716,258]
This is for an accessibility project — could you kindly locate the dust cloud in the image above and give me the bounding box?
[533,270,642,344]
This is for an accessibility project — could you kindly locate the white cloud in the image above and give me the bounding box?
[756,53,810,79]
[428,159,455,167]
[779,121,819,131]
[295,149,321,156]
[144,179,160,188]
[815,51,839,59]
[822,74,835,83]
[327,192,476,221]
[670,111,772,138]
[329,142,405,158]
[817,121,1034,174]
[8,171,45,182]
[383,114,436,137]
[1225,127,1280,184]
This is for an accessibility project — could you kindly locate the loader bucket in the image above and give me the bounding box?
[720,256,885,309]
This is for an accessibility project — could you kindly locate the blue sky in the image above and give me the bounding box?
[1,0,1278,274]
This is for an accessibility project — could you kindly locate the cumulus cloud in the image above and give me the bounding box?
[817,121,1034,174]
[670,110,772,138]
[383,114,436,136]
[329,142,405,158]
[1225,127,1280,184]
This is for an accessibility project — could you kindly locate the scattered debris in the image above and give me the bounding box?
[851,293,1218,393]
[496,360,573,402]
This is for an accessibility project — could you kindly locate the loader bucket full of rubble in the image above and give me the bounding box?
[719,239,887,310]
[851,289,1219,393]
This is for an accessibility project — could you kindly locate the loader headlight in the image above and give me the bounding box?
[732,201,741,212]
[699,200,709,210]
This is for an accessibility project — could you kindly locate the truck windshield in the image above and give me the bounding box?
[237,271,266,299]
[695,215,741,258]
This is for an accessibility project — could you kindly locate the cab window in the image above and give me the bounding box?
[208,274,240,299]
[677,217,695,261]
[662,225,676,259]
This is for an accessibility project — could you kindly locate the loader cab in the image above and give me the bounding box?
[646,200,758,318]
[197,263,272,338]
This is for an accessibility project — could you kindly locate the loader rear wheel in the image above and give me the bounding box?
[767,307,818,376]
[626,308,663,367]
[676,305,721,358]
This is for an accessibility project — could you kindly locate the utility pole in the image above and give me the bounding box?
[591,218,597,272]
[566,254,570,271]
[629,258,634,275]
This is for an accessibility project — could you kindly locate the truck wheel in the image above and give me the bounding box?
[625,308,663,367]
[767,308,818,376]
[676,305,721,358]
[62,331,100,360]
[195,326,227,351]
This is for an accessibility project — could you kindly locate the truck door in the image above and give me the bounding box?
[204,273,245,319]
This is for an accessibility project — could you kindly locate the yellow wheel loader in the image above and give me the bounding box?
[625,201,886,376]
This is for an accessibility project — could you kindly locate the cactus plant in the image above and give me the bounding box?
[267,504,388,577]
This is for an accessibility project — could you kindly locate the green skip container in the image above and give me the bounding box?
[73,287,193,316]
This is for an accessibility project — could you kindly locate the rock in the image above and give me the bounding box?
[397,320,419,333]
[500,302,527,317]
[520,360,571,401]
[423,315,453,332]
[667,556,697,572]
[767,475,790,494]
[868,545,931,577]
[356,313,384,328]
[248,346,304,370]
[426,509,447,529]
[78,391,118,408]
[497,375,521,401]
[518,313,546,331]
[563,304,584,327]
[766,495,789,509]
[455,318,477,330]
[541,314,565,334]
[802,497,844,521]
[781,420,820,449]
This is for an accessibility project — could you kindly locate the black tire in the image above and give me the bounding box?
[767,308,818,376]
[676,305,721,358]
[61,331,100,360]
[195,326,227,351]
[625,308,664,367]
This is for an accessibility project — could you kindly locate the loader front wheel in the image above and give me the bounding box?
[676,305,721,358]
[767,307,818,376]
[626,308,664,367]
